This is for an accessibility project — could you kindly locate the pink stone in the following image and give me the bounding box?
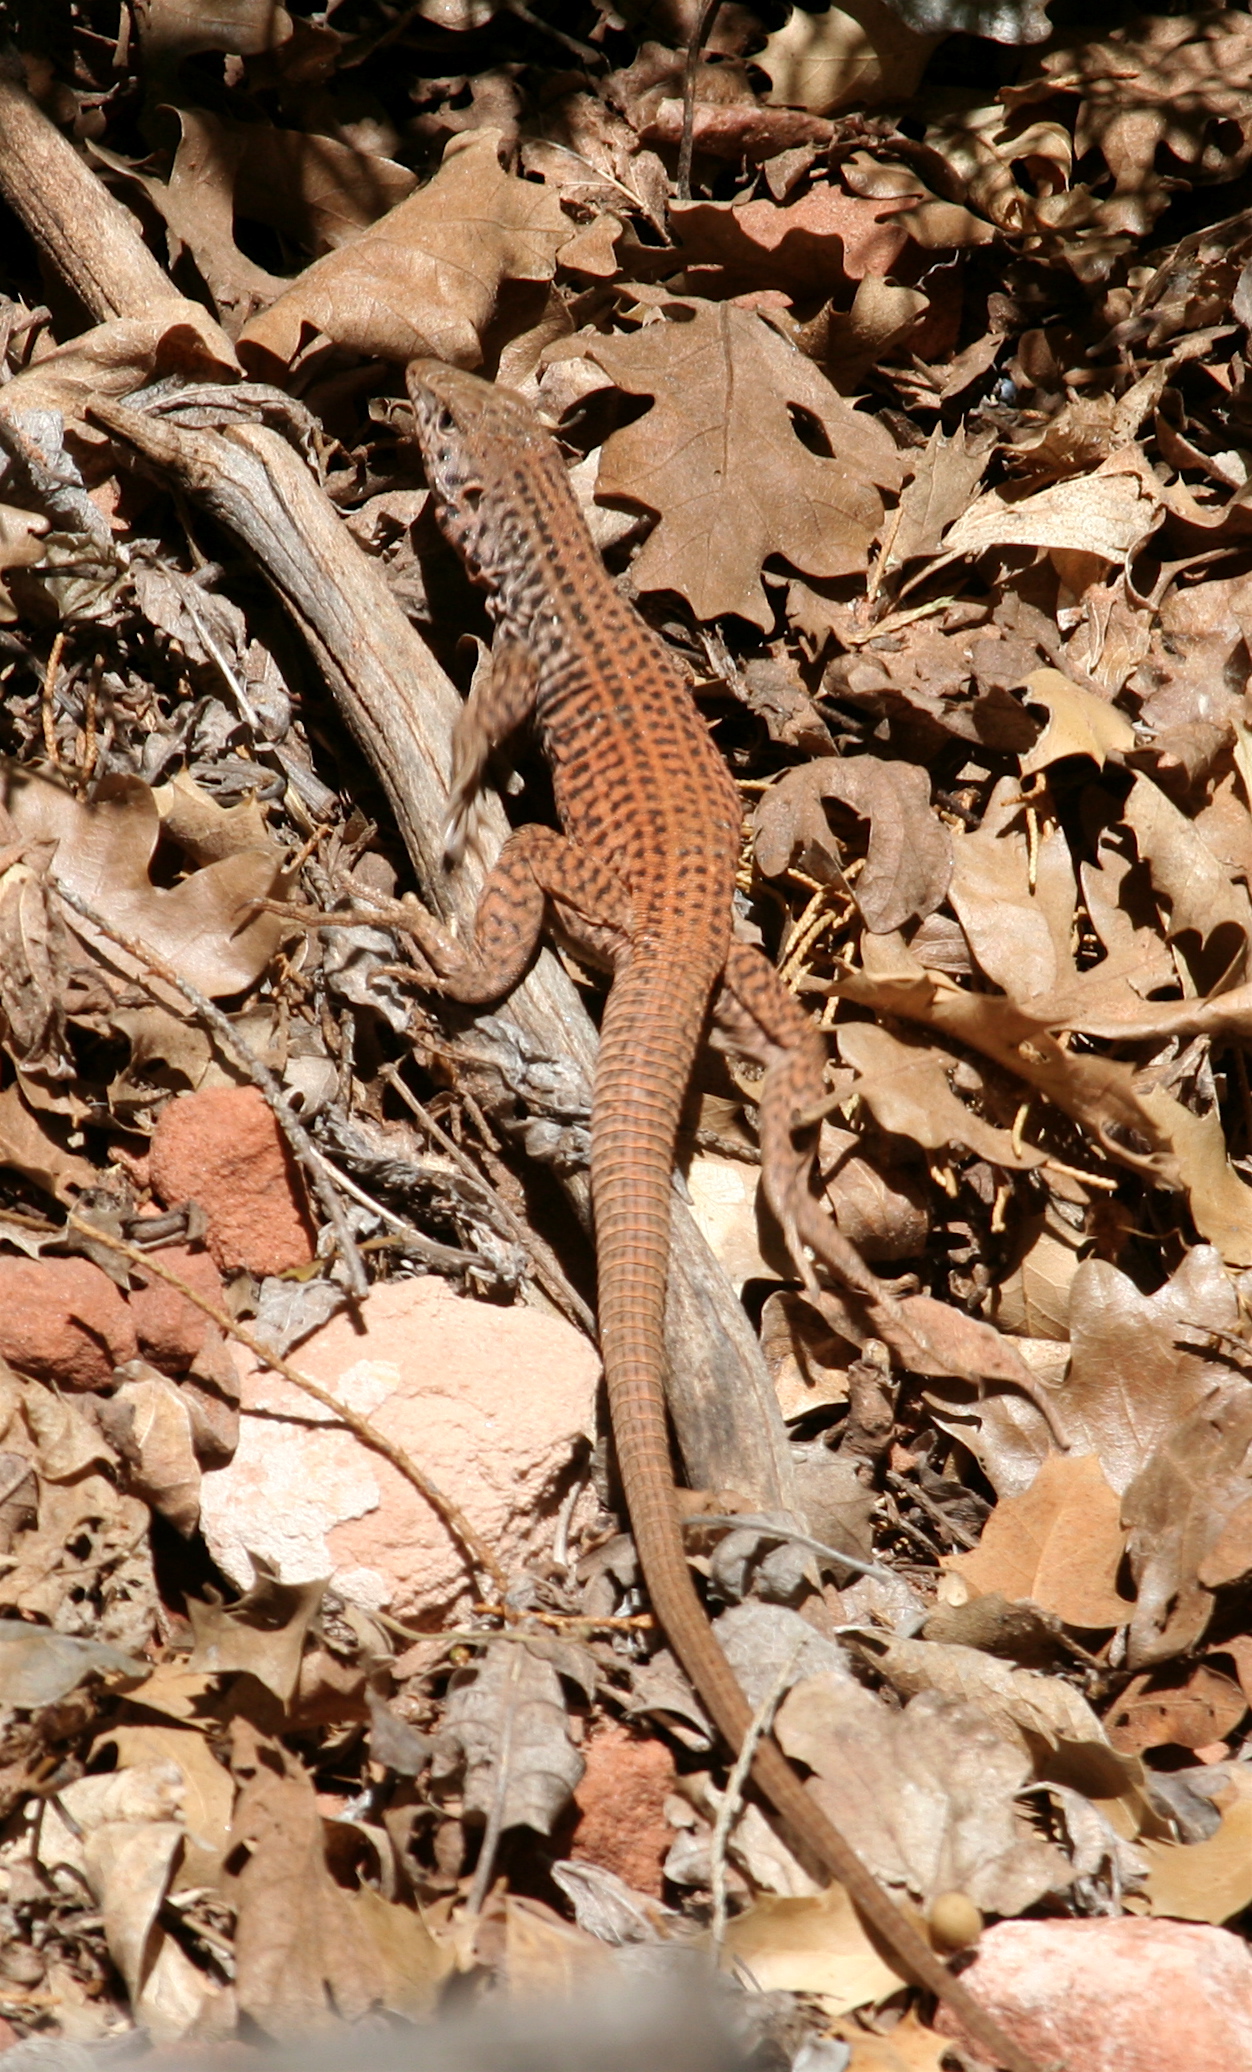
[148,1087,316,1275]
[937,1916,1252,2072]
[0,1256,137,1390]
[199,1276,599,1624]
[571,1721,676,1897]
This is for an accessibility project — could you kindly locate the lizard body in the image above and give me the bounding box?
[404,359,1040,2072]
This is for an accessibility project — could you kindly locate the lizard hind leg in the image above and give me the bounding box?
[714,941,931,1364]
[405,824,632,1004]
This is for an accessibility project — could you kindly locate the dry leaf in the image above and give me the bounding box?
[432,1637,585,1835]
[187,1569,325,1706]
[868,1633,1131,1783]
[1017,668,1136,777]
[671,185,913,296]
[1122,770,1252,989]
[756,0,940,113]
[1062,1247,1239,1496]
[948,1454,1134,1630]
[239,128,566,372]
[941,454,1163,568]
[775,1676,1070,1915]
[98,1367,202,1535]
[0,1619,140,1706]
[1106,1662,1248,1755]
[985,1214,1085,1341]
[1122,1379,1252,1668]
[98,1721,234,1887]
[227,1723,387,2037]
[135,0,293,58]
[719,1884,904,2010]
[837,1021,1044,1170]
[1141,1786,1252,1924]
[0,299,239,425]
[1,763,290,1001]
[590,299,903,628]
[754,754,951,932]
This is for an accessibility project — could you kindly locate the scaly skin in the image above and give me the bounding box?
[404,359,1042,2072]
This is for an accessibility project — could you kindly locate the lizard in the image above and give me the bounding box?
[401,357,1043,2072]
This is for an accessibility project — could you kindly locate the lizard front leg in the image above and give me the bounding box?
[401,824,633,1003]
[443,631,542,865]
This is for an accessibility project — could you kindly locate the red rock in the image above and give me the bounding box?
[0,1256,137,1390]
[570,1721,676,1897]
[937,1916,1252,2072]
[148,1087,316,1275]
[129,1243,227,1370]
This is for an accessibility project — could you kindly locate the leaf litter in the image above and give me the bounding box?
[3,1,1252,2065]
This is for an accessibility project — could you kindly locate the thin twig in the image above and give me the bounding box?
[677,0,723,201]
[380,1061,597,1337]
[465,1643,524,1916]
[65,1212,506,1591]
[682,1513,900,1586]
[709,1641,805,1964]
[50,875,368,1298]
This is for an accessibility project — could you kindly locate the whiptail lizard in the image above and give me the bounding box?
[403,359,1042,2072]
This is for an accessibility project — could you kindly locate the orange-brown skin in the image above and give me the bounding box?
[403,360,1040,2072]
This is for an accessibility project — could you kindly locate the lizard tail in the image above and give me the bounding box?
[591,954,1042,2072]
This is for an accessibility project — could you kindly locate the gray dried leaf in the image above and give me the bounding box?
[0,1619,142,1707]
[865,1633,1128,1770]
[433,1637,584,1835]
[1122,1379,1252,1669]
[776,1677,1072,1914]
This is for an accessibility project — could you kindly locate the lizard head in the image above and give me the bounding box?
[406,358,546,507]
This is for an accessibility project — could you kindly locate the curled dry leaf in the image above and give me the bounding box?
[135,0,293,59]
[947,1453,1134,1630]
[589,299,904,628]
[0,502,50,619]
[97,1365,202,1536]
[753,753,951,932]
[776,1675,1071,1917]
[0,298,240,426]
[0,761,290,1000]
[239,128,566,373]
[867,1633,1136,1798]
[837,1020,1043,1169]
[941,454,1163,569]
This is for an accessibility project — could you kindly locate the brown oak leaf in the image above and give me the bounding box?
[239,128,566,373]
[589,299,904,628]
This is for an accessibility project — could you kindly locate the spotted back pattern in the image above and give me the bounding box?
[404,360,1043,2072]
